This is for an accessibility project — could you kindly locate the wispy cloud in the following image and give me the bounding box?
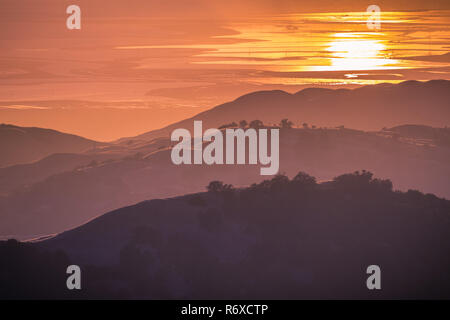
[0,105,50,110]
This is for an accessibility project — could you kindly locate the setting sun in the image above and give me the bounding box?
[321,34,398,71]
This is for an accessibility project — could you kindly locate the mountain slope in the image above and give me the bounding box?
[1,126,450,239]
[0,153,126,196]
[31,172,450,299]
[0,124,103,167]
[388,124,450,144]
[119,80,450,142]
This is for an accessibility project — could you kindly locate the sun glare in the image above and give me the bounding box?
[327,39,388,71]
[318,35,398,71]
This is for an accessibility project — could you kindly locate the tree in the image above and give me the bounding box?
[292,171,316,187]
[239,120,248,128]
[207,181,234,193]
[249,173,289,191]
[219,122,238,129]
[332,170,393,192]
[269,174,290,190]
[249,120,264,129]
[280,118,293,129]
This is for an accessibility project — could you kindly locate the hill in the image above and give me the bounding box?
[0,153,125,196]
[387,124,450,146]
[2,171,449,299]
[1,126,449,239]
[119,80,450,143]
[0,124,103,167]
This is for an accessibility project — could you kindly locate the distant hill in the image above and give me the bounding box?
[387,124,450,146]
[4,171,445,299]
[0,153,126,196]
[119,80,450,142]
[1,126,450,239]
[0,135,167,196]
[1,80,449,239]
[0,124,102,167]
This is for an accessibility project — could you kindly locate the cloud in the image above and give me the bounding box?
[401,52,450,62]
[0,105,50,110]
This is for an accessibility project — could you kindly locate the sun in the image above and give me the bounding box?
[320,33,396,71]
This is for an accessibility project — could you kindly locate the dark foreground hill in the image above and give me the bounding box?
[1,171,449,299]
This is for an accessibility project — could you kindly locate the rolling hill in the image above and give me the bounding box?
[0,124,103,167]
[1,126,449,239]
[3,171,447,299]
[1,80,449,239]
[118,80,450,143]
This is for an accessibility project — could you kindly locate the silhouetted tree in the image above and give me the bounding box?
[249,120,264,129]
[219,122,238,129]
[207,181,234,193]
[292,171,316,187]
[280,118,293,129]
[332,170,392,193]
[239,120,248,128]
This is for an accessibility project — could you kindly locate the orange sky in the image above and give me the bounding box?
[1,0,450,141]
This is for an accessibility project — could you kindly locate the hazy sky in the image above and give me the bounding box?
[1,0,449,140]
